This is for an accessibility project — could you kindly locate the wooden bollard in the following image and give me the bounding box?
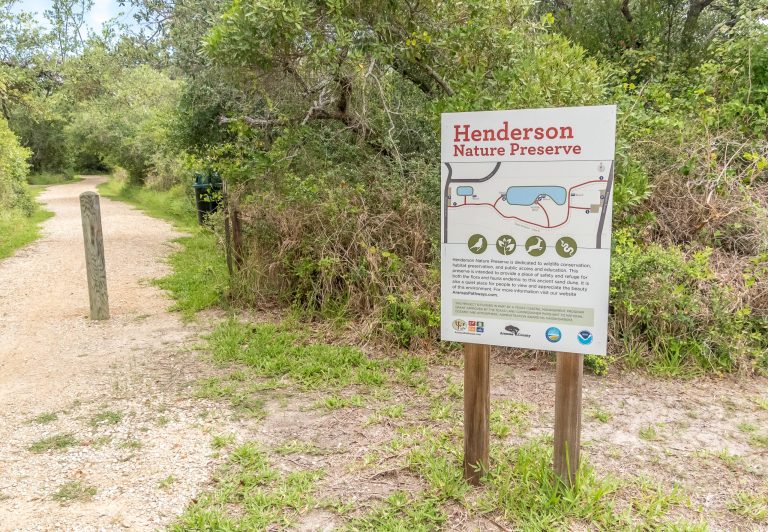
[553,352,583,487]
[463,343,490,485]
[80,191,109,320]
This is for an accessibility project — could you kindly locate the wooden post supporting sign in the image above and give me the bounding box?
[553,351,583,486]
[463,343,490,485]
[79,191,109,320]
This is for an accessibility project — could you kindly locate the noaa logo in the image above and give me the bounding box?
[545,327,562,343]
[452,319,467,331]
[577,330,593,345]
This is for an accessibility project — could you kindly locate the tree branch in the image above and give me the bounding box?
[620,0,633,22]
[420,62,454,96]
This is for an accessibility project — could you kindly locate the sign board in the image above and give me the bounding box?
[440,105,617,355]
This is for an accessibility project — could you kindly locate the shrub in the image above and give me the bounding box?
[610,228,766,374]
[0,116,32,214]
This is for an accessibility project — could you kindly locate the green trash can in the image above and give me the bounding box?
[192,170,222,225]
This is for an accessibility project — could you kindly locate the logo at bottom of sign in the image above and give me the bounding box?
[451,319,484,335]
[545,327,562,343]
[577,330,594,345]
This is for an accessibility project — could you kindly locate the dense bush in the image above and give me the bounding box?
[0,116,32,214]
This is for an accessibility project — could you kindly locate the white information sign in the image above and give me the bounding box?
[440,105,617,355]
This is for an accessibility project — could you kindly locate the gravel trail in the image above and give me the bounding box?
[0,176,231,531]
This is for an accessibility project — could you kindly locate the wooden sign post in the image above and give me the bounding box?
[553,352,583,486]
[80,191,110,320]
[463,343,490,485]
[440,106,616,487]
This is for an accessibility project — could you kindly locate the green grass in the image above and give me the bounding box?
[170,443,324,530]
[52,481,96,503]
[346,491,447,530]
[98,175,227,318]
[748,433,768,449]
[211,433,236,449]
[490,400,532,438]
[728,491,767,521]
[591,409,612,423]
[98,177,198,230]
[195,376,268,418]
[119,439,143,450]
[28,433,79,453]
[158,475,177,490]
[207,319,385,390]
[89,409,123,427]
[26,172,82,186]
[30,412,58,425]
[0,188,54,260]
[316,394,365,410]
[639,424,661,441]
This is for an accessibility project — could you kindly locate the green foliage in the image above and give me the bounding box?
[0,116,32,213]
[611,228,766,374]
[67,65,182,183]
[0,187,54,260]
[584,354,609,376]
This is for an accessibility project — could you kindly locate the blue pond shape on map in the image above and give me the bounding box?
[456,186,474,197]
[505,186,567,206]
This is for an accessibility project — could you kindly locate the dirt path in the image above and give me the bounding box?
[0,177,232,530]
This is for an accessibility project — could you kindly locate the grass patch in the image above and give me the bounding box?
[490,400,532,438]
[316,394,365,410]
[171,443,323,530]
[195,376,267,418]
[211,433,236,449]
[154,231,228,318]
[119,439,143,450]
[207,319,385,390]
[98,175,227,318]
[98,177,197,230]
[639,424,661,441]
[748,433,768,449]
[590,409,612,423]
[0,188,53,259]
[26,172,81,186]
[728,491,767,521]
[52,481,96,503]
[89,410,123,427]
[28,433,78,453]
[346,491,447,530]
[30,412,58,425]
[158,475,177,490]
[753,396,768,410]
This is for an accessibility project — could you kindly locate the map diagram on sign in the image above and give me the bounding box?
[442,160,614,253]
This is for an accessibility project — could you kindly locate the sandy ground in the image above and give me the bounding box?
[0,177,233,531]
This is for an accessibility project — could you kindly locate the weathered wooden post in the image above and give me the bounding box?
[79,191,109,320]
[463,343,490,485]
[553,352,583,486]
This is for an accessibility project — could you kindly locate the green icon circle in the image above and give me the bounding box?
[467,234,487,254]
[495,235,516,256]
[556,237,578,258]
[525,236,546,257]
